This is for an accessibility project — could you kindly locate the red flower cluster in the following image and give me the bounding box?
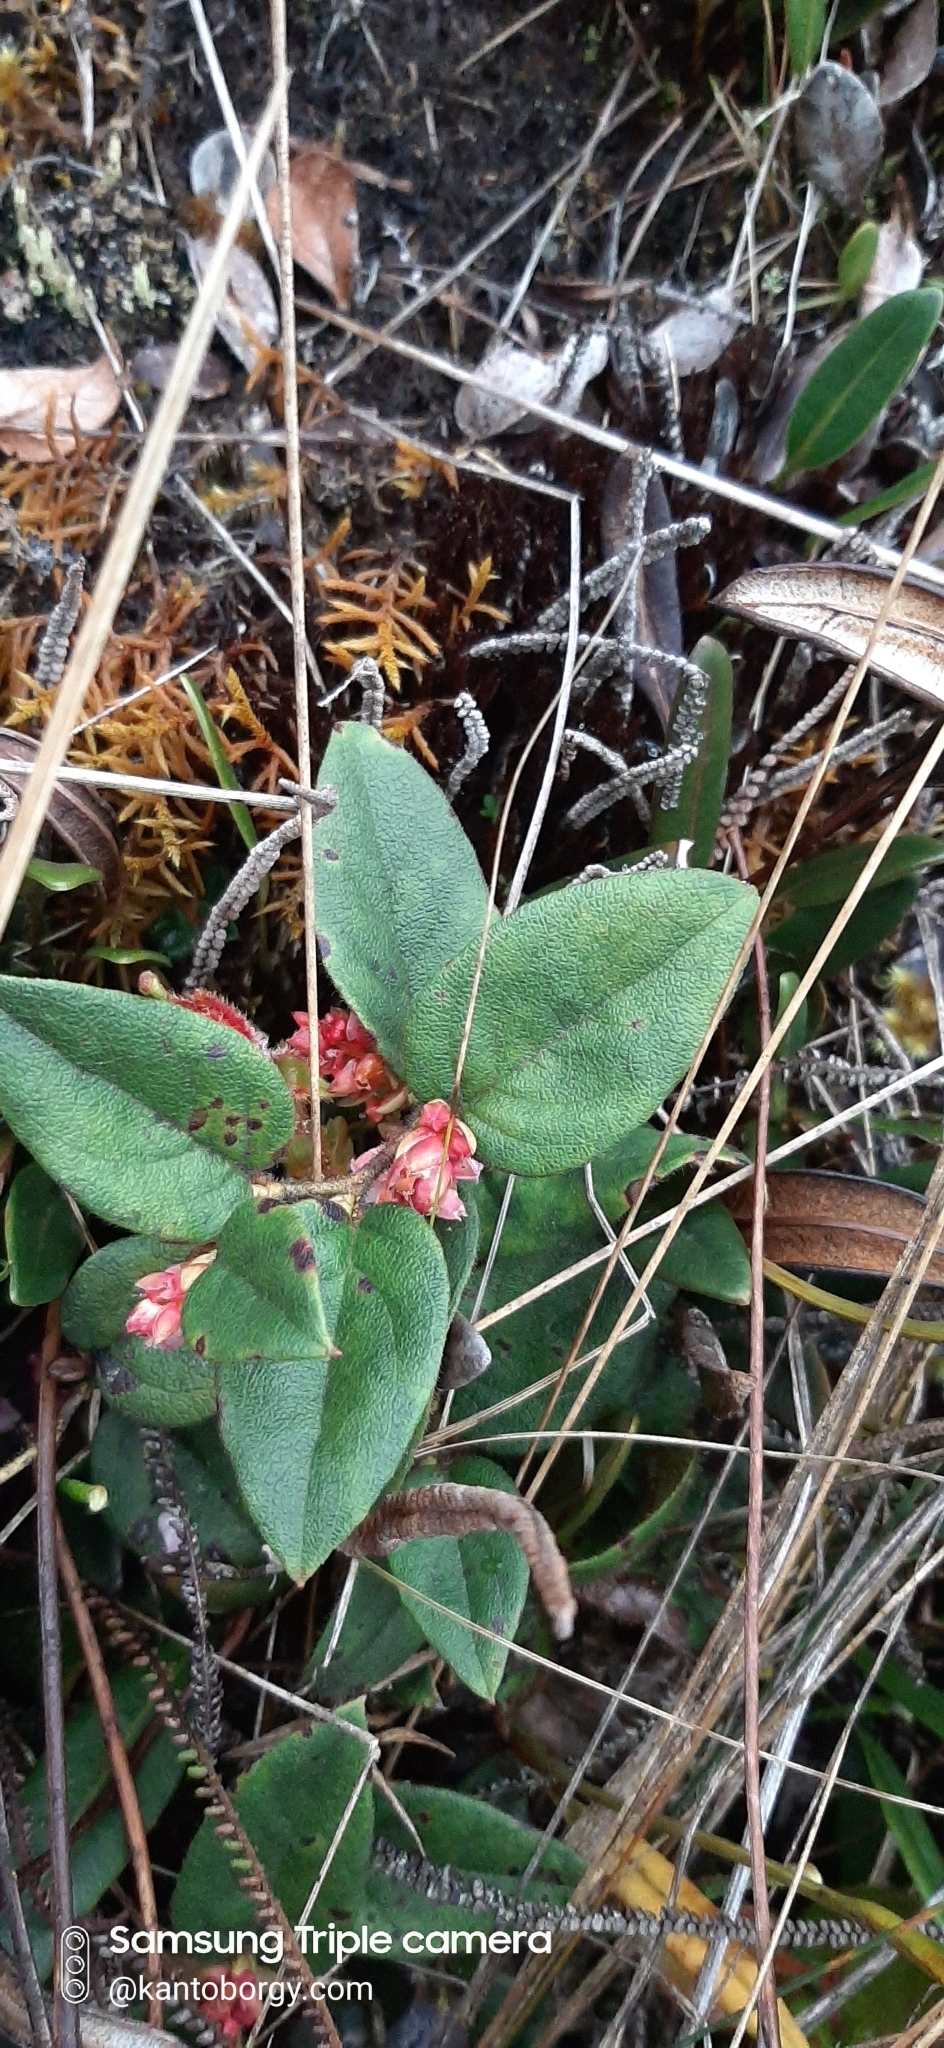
[289,1007,408,1122]
[196,1967,261,2043]
[125,1251,216,1350]
[360,1099,482,1221]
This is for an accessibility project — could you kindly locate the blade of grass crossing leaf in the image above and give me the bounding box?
[837,458,938,526]
[181,676,257,851]
[765,1259,944,1340]
[786,0,825,74]
[785,289,944,476]
[859,1729,944,1898]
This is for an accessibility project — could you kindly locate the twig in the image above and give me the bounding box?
[0,84,286,942]
[454,0,564,75]
[54,1521,161,2030]
[36,1315,78,2048]
[730,826,780,2048]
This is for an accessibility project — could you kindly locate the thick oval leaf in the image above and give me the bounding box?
[784,288,943,475]
[182,1200,346,1364]
[777,835,944,908]
[403,871,756,1176]
[786,0,826,75]
[793,61,883,210]
[62,1236,218,1426]
[218,1206,450,1580]
[313,721,489,1067]
[649,635,733,867]
[174,1709,373,1939]
[0,977,294,1238]
[90,1411,263,1569]
[305,1566,427,1704]
[4,1161,84,1305]
[719,563,944,713]
[389,1457,530,1700]
[367,1782,584,1948]
[769,876,917,977]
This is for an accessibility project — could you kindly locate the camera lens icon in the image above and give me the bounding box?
[60,1928,90,2003]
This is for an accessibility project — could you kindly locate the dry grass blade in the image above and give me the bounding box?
[720,562,944,709]
[0,85,285,941]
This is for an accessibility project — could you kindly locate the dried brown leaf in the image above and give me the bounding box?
[718,562,944,710]
[646,287,741,379]
[794,62,883,211]
[438,1314,492,1390]
[679,1303,750,1413]
[879,0,938,105]
[0,354,120,462]
[578,1576,689,1654]
[455,329,608,439]
[266,146,359,309]
[601,460,682,728]
[0,728,120,892]
[723,1169,944,1284]
[130,344,231,400]
[344,1482,577,1640]
[860,212,925,317]
[185,236,279,374]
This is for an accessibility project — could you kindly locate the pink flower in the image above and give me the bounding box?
[288,1007,408,1122]
[197,1966,261,2042]
[125,1250,216,1351]
[360,1099,482,1221]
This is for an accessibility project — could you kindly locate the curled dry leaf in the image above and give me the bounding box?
[601,459,683,728]
[794,62,883,211]
[455,328,608,439]
[438,1313,492,1390]
[344,1481,577,1640]
[679,1302,750,1413]
[723,1170,944,1284]
[645,287,741,379]
[0,353,120,461]
[0,730,120,892]
[879,0,939,105]
[266,146,359,309]
[578,1576,688,1654]
[719,562,944,711]
[860,212,925,317]
[185,235,279,374]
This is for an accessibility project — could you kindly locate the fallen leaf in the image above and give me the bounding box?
[578,1575,689,1652]
[718,561,944,711]
[0,354,120,461]
[679,1302,751,1412]
[190,128,276,214]
[601,459,683,728]
[130,343,231,399]
[0,730,120,892]
[265,145,359,308]
[879,0,938,105]
[645,287,741,378]
[723,1170,944,1284]
[794,61,883,211]
[438,1313,491,1390]
[455,328,608,439]
[860,212,925,317]
[185,235,279,374]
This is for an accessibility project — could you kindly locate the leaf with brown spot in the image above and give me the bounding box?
[0,730,120,894]
[723,1170,944,1285]
[266,146,359,308]
[0,353,120,461]
[719,562,944,712]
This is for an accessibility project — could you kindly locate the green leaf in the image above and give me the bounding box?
[367,1783,584,1950]
[180,676,257,852]
[836,221,879,303]
[0,976,294,1238]
[635,1193,751,1304]
[435,1205,479,1321]
[389,1456,530,1700]
[769,877,918,978]
[305,1566,428,1704]
[859,1729,944,1900]
[62,1235,218,1425]
[785,0,825,73]
[173,1709,373,1937]
[4,1161,84,1304]
[777,836,944,908]
[837,458,938,526]
[860,1650,944,1742]
[313,721,489,1068]
[84,945,171,966]
[25,858,102,892]
[218,1206,450,1580]
[403,871,756,1176]
[649,636,733,869]
[785,290,944,476]
[182,1201,346,1364]
[89,1410,263,1568]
